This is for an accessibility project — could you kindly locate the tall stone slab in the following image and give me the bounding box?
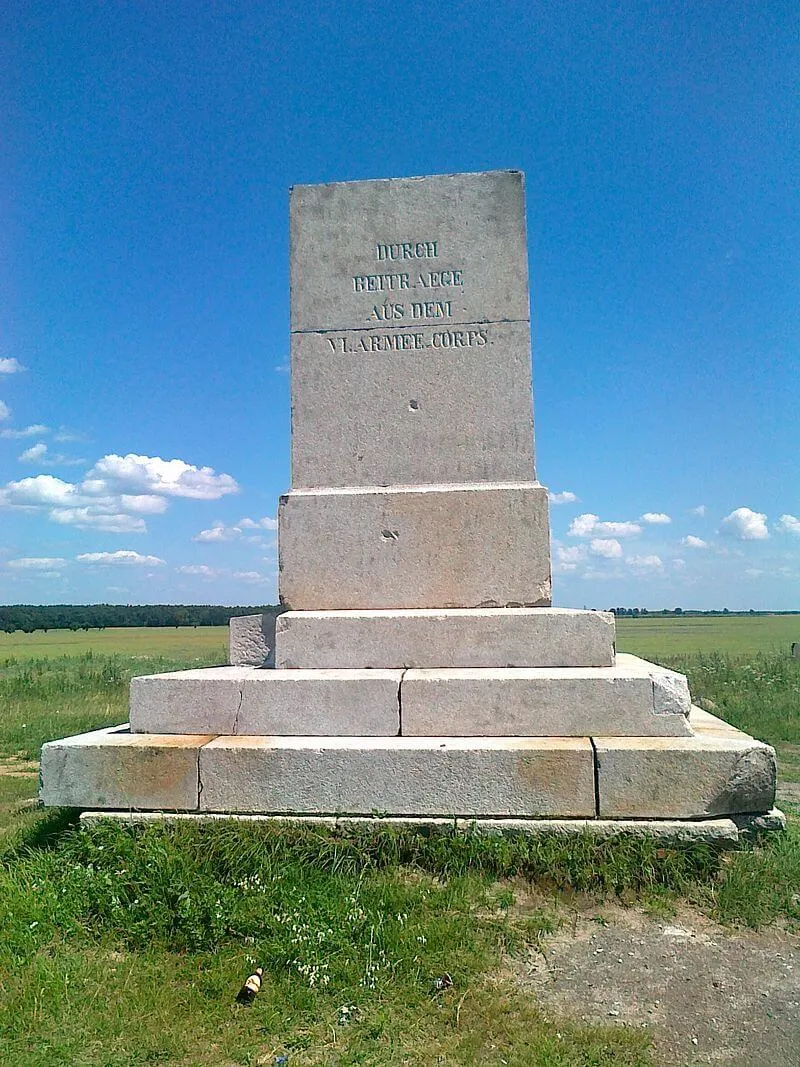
[279,170,551,611]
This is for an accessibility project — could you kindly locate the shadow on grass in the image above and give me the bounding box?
[6,806,82,857]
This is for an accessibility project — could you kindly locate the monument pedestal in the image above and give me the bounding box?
[39,170,780,838]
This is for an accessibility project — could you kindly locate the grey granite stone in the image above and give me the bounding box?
[40,725,209,810]
[229,613,275,667]
[130,665,402,736]
[278,482,551,610]
[289,171,535,489]
[274,607,615,669]
[401,654,692,737]
[198,735,595,817]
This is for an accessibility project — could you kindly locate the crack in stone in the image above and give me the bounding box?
[196,749,203,811]
[589,738,601,818]
[397,668,410,736]
[291,317,529,336]
[231,685,245,735]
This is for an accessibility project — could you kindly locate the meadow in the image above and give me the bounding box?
[0,616,798,1064]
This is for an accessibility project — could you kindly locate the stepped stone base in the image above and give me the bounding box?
[127,654,691,737]
[274,607,615,669]
[40,708,777,823]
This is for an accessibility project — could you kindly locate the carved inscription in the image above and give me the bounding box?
[326,327,488,354]
[323,236,487,349]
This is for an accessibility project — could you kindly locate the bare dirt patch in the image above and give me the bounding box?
[515,903,799,1066]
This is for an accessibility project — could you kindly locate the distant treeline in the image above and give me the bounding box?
[0,604,283,634]
[608,607,799,617]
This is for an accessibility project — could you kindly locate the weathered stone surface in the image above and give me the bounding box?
[40,725,209,810]
[595,710,777,818]
[401,653,691,737]
[130,666,402,736]
[79,811,745,845]
[289,172,535,489]
[291,322,534,489]
[278,482,551,610]
[275,607,615,669]
[198,735,595,817]
[229,613,275,667]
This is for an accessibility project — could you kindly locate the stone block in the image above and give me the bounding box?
[40,725,209,810]
[275,607,615,669]
[198,735,595,817]
[278,482,551,610]
[291,321,534,489]
[78,811,746,846]
[130,666,402,736]
[595,710,777,818]
[229,613,275,666]
[401,653,691,736]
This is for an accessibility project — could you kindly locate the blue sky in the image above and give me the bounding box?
[2,1,797,609]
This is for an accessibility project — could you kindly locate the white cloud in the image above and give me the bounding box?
[589,538,623,559]
[568,513,641,538]
[627,554,663,570]
[19,443,47,463]
[548,490,578,505]
[53,428,88,443]
[681,535,708,549]
[51,508,147,534]
[0,358,24,374]
[672,558,686,569]
[194,522,236,543]
[76,551,166,566]
[6,556,67,571]
[86,454,239,501]
[778,514,800,536]
[553,543,586,573]
[0,401,10,422]
[0,424,49,439]
[18,442,84,467]
[233,570,270,582]
[1,452,238,535]
[721,507,769,541]
[176,564,220,577]
[194,515,276,543]
[640,512,671,525]
[689,505,707,517]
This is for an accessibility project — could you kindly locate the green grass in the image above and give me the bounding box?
[616,613,800,657]
[0,647,225,760]
[0,625,229,660]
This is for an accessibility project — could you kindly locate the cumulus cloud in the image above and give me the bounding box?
[0,401,10,421]
[627,554,663,570]
[0,424,49,439]
[589,538,623,559]
[6,557,67,570]
[18,442,85,467]
[86,454,238,501]
[640,512,671,525]
[568,514,641,538]
[0,358,24,374]
[194,516,276,543]
[548,490,578,505]
[553,544,586,573]
[51,508,147,534]
[233,570,270,583]
[778,514,800,536]
[76,551,166,566]
[681,534,707,548]
[176,564,220,577]
[689,505,707,517]
[721,507,769,541]
[0,452,238,534]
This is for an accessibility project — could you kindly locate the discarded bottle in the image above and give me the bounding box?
[236,966,263,1005]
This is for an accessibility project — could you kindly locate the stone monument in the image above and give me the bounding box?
[41,171,781,838]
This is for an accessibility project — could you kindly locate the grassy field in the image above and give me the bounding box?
[0,617,798,1064]
[616,613,800,657]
